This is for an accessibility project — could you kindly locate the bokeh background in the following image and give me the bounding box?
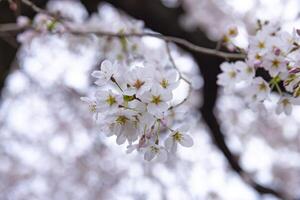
[0,0,300,199]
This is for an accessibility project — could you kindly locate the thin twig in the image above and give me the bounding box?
[0,23,22,32]
[0,23,246,59]
[21,0,45,14]
[71,30,245,59]
[15,0,245,59]
[165,42,192,109]
[165,42,191,84]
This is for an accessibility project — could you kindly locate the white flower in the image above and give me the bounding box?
[225,25,238,38]
[263,54,287,77]
[222,25,238,50]
[91,60,121,86]
[276,96,300,115]
[140,86,172,118]
[249,31,271,54]
[164,125,193,153]
[277,31,295,54]
[235,61,255,81]
[137,112,156,133]
[155,69,179,90]
[105,110,139,144]
[95,89,121,113]
[80,96,97,113]
[144,144,168,162]
[247,50,264,67]
[17,16,31,27]
[124,67,152,97]
[17,30,37,44]
[217,62,240,93]
[248,77,270,102]
[80,96,103,120]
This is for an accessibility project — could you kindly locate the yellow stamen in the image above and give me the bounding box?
[160,79,169,88]
[151,95,162,105]
[106,95,117,106]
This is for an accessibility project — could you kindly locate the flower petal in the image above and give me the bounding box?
[144,149,155,161]
[179,134,194,147]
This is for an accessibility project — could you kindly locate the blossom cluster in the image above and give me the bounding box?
[81,60,194,162]
[218,22,300,115]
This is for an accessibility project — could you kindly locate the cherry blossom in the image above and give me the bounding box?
[164,125,194,153]
[81,56,194,161]
[217,62,240,93]
[144,144,168,162]
[140,86,173,118]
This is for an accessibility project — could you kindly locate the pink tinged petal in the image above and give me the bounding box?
[141,92,152,103]
[284,104,292,115]
[157,148,168,162]
[179,125,189,132]
[157,102,169,113]
[116,134,126,145]
[126,144,137,154]
[275,104,282,115]
[91,71,102,78]
[95,78,107,86]
[147,104,163,117]
[101,60,112,71]
[179,134,194,147]
[170,142,178,153]
[291,97,300,105]
[144,149,155,161]
[168,81,180,90]
[164,137,174,150]
[166,70,177,80]
[123,88,136,96]
[80,97,91,103]
[220,62,231,71]
[162,92,173,102]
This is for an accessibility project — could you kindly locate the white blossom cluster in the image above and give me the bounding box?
[218,22,300,115]
[81,60,194,162]
[15,2,198,162]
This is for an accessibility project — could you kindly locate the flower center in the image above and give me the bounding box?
[282,99,290,106]
[272,59,280,68]
[89,104,96,113]
[172,131,182,142]
[150,146,159,153]
[246,67,253,74]
[258,41,265,49]
[228,28,237,36]
[106,95,117,106]
[228,71,236,78]
[151,95,162,105]
[160,79,169,88]
[258,82,267,91]
[133,79,145,89]
[255,53,262,60]
[116,115,129,125]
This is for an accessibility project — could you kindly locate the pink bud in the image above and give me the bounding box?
[138,135,147,148]
[289,68,300,74]
[273,47,281,56]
